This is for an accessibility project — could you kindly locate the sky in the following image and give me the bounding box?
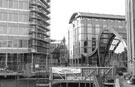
[50,0,125,40]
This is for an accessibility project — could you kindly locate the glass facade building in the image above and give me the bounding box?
[0,0,50,74]
[68,12,126,66]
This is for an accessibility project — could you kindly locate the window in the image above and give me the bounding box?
[2,12,8,21]
[0,0,2,7]
[18,40,28,48]
[19,14,28,22]
[0,12,2,20]
[88,27,92,34]
[103,20,107,27]
[2,0,8,8]
[9,0,13,8]
[13,1,18,9]
[8,40,12,47]
[14,13,18,21]
[0,25,7,34]
[22,40,28,48]
[19,40,22,48]
[23,14,28,22]
[19,14,23,22]
[8,26,18,35]
[1,40,7,47]
[95,27,100,34]
[13,40,18,47]
[19,1,23,9]
[9,13,14,21]
[13,26,18,35]
[18,27,28,35]
[23,1,29,10]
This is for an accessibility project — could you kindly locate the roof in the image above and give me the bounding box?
[69,12,125,23]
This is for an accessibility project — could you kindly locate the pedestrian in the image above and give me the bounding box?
[115,75,121,87]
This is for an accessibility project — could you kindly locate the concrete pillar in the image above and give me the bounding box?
[126,0,135,75]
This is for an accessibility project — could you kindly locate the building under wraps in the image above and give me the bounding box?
[0,0,50,87]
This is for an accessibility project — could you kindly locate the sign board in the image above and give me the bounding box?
[51,67,81,74]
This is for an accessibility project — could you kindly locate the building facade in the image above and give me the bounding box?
[49,43,60,66]
[68,12,126,66]
[50,39,69,67]
[0,0,50,75]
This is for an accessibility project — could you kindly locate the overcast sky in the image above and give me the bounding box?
[50,0,125,40]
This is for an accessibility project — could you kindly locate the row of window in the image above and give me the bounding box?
[0,53,26,71]
[73,18,125,28]
[72,34,99,42]
[32,46,48,53]
[0,40,28,48]
[30,39,49,47]
[30,0,48,9]
[30,4,48,15]
[0,0,29,10]
[73,47,94,56]
[0,25,29,35]
[0,54,25,62]
[73,40,97,47]
[31,33,48,40]
[73,27,100,36]
[30,18,49,27]
[0,12,29,22]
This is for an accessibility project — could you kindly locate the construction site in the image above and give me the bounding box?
[0,0,135,87]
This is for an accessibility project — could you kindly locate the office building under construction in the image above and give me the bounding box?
[0,0,50,87]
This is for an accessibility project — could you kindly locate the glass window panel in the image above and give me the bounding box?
[1,40,7,47]
[0,0,2,7]
[0,26,2,34]
[18,27,28,35]
[2,0,8,8]
[0,12,2,20]
[7,26,18,35]
[95,19,99,24]
[9,0,13,8]
[88,27,92,34]
[18,40,22,48]
[24,14,28,22]
[13,40,18,47]
[2,13,8,21]
[81,27,85,33]
[14,13,18,21]
[23,1,29,10]
[22,40,28,48]
[8,27,13,34]
[13,26,18,35]
[95,27,100,34]
[13,1,18,9]
[0,26,7,34]
[8,40,12,47]
[0,41,2,47]
[19,14,24,22]
[9,13,14,21]
[88,34,92,40]
[19,1,23,9]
